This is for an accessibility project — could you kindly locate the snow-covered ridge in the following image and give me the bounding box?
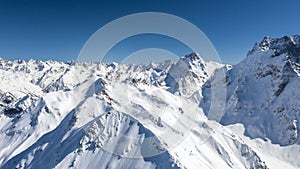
[249,35,300,60]
[0,53,240,169]
[0,36,300,169]
[0,52,222,101]
[203,35,300,146]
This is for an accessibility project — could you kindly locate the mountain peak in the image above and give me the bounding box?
[1,36,300,168]
[259,36,271,51]
[182,52,203,62]
[249,35,300,61]
[203,35,300,147]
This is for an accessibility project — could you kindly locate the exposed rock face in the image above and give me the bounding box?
[2,36,300,168]
[202,35,300,146]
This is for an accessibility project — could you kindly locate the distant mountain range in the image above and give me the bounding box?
[0,35,299,169]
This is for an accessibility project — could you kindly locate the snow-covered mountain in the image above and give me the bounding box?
[0,36,300,169]
[202,35,300,146]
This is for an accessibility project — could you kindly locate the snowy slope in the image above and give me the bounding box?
[0,39,299,169]
[202,35,300,146]
[0,75,266,169]
[201,35,300,168]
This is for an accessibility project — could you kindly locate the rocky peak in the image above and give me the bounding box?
[258,36,271,51]
[203,35,300,146]
[181,52,205,66]
[249,35,300,63]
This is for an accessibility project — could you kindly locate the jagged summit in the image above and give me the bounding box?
[0,53,269,169]
[202,35,300,147]
[181,52,203,61]
[179,52,207,70]
[1,36,300,169]
[249,35,300,61]
[245,35,300,76]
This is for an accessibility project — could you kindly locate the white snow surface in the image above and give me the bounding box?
[0,39,299,169]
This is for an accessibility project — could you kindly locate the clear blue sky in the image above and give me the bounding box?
[0,0,300,64]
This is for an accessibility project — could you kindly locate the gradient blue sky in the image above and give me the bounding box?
[0,0,300,64]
